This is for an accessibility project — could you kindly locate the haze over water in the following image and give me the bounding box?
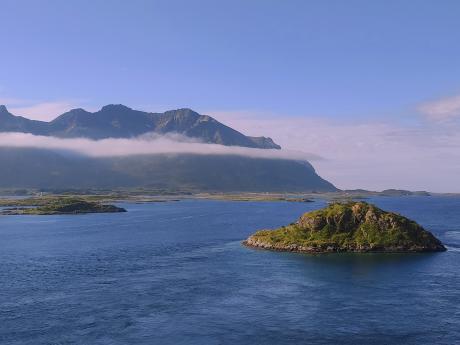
[0,197,459,345]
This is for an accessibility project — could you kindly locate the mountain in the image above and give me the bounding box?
[0,105,281,149]
[0,147,337,192]
[0,104,340,192]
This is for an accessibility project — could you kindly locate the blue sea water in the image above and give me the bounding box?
[0,197,459,345]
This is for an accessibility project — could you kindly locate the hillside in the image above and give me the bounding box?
[0,147,337,192]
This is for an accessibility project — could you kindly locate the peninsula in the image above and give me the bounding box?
[243,201,446,253]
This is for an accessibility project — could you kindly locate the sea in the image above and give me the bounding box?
[0,196,459,345]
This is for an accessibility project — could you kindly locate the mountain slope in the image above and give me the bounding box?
[0,105,48,135]
[0,105,281,149]
[0,148,337,192]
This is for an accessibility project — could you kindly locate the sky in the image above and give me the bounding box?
[1,0,460,192]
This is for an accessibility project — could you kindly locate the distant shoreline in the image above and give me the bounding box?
[1,189,459,206]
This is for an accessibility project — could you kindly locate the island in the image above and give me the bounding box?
[0,197,126,215]
[243,201,446,253]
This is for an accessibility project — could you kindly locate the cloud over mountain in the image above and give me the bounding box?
[0,132,320,161]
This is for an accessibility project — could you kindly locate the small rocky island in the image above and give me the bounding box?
[1,197,126,215]
[243,202,446,253]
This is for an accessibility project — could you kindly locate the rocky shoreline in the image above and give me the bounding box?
[242,238,446,253]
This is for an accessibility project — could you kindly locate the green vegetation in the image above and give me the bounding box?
[244,201,446,253]
[0,193,180,208]
[0,195,110,207]
[197,193,314,202]
[0,191,318,205]
[0,197,126,215]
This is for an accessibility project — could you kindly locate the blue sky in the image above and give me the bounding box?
[1,0,459,117]
[1,0,460,191]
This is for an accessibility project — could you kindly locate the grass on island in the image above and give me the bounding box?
[1,197,126,215]
[0,194,181,208]
[246,201,445,252]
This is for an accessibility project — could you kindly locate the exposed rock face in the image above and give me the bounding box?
[243,202,446,253]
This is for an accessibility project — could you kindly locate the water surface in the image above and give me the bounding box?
[0,197,459,344]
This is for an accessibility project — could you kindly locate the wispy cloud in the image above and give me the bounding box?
[0,97,82,121]
[418,94,460,121]
[9,101,79,121]
[212,110,460,193]
[0,132,321,161]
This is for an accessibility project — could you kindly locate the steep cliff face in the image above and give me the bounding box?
[244,202,446,253]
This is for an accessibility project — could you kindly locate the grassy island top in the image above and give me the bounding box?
[244,201,446,253]
[0,197,126,215]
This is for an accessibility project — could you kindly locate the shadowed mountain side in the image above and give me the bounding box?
[107,154,336,192]
[0,147,337,192]
[0,105,280,149]
[0,147,126,188]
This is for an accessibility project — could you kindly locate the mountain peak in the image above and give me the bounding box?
[176,107,195,112]
[61,108,90,116]
[0,105,13,118]
[100,104,133,112]
[164,108,199,116]
[68,107,88,113]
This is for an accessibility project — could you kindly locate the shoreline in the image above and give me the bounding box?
[242,237,447,254]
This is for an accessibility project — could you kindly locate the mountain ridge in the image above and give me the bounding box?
[0,105,281,149]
